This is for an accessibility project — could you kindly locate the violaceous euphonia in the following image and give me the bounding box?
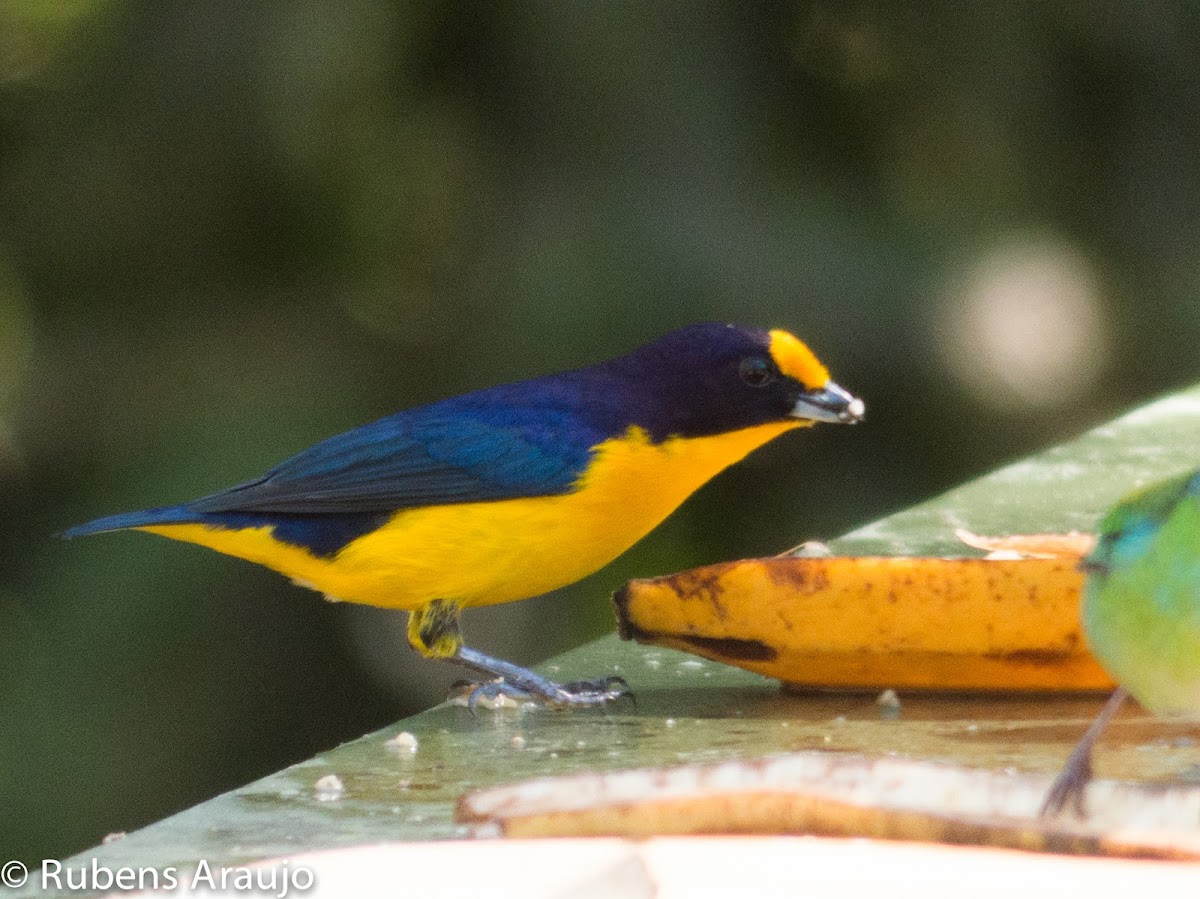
[1042,468,1200,816]
[65,322,863,707]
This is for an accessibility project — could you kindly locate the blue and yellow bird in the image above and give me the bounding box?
[65,322,863,707]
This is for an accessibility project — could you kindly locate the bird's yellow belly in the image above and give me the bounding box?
[139,421,800,609]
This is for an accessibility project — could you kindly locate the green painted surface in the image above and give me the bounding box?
[833,386,1200,556]
[30,385,1200,892]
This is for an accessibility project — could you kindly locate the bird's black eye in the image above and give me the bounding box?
[738,356,774,386]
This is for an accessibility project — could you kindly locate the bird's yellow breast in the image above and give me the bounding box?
[140,421,801,610]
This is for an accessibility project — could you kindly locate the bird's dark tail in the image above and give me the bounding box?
[61,505,198,538]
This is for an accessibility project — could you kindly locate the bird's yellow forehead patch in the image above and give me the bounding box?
[768,329,829,389]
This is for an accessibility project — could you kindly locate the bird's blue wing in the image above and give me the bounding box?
[186,404,599,515]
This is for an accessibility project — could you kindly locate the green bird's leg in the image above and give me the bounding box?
[1039,687,1129,819]
[406,600,630,712]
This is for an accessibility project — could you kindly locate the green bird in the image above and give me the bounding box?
[1042,468,1200,817]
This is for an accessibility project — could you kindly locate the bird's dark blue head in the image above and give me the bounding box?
[577,322,864,442]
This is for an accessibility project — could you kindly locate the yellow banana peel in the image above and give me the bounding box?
[614,547,1114,692]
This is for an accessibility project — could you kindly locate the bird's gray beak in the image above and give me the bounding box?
[791,381,865,424]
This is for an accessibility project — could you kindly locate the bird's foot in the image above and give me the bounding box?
[448,643,632,712]
[557,676,632,705]
[1039,753,1092,820]
[1039,688,1128,821]
[456,674,631,713]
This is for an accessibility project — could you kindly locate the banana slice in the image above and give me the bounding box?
[614,553,1112,692]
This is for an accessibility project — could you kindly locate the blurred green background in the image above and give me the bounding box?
[3,0,1199,865]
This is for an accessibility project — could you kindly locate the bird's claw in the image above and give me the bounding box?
[463,679,530,713]
[1039,758,1092,820]
[557,675,634,706]
[457,674,633,713]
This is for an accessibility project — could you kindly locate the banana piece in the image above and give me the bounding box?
[458,751,1200,858]
[614,555,1114,691]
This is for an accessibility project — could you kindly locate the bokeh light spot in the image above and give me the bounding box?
[936,238,1109,411]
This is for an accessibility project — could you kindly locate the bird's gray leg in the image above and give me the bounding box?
[1040,687,1128,819]
[406,600,630,711]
